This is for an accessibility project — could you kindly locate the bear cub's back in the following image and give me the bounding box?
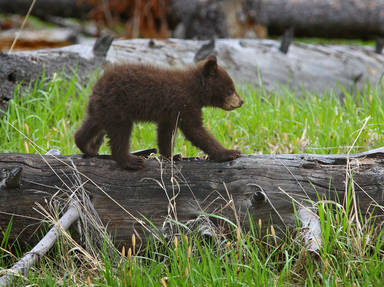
[89,64,198,122]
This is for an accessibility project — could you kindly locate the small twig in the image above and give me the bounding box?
[8,0,37,53]
[375,37,383,54]
[344,116,370,232]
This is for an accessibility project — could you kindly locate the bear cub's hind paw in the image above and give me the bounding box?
[209,149,241,162]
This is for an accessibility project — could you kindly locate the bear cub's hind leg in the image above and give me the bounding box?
[75,116,103,156]
[106,123,145,170]
[157,121,176,159]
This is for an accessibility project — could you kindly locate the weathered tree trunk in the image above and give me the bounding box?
[172,0,384,39]
[1,38,383,112]
[1,149,383,247]
[245,0,384,38]
[0,0,91,19]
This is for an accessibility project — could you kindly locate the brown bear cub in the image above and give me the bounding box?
[75,55,243,170]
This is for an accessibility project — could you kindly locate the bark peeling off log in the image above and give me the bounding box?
[0,149,383,246]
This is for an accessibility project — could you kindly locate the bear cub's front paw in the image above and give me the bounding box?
[209,149,241,162]
[118,155,145,170]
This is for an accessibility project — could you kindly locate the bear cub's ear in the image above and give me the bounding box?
[203,54,218,76]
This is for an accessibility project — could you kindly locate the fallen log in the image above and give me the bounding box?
[245,0,384,39]
[0,0,91,19]
[0,28,78,51]
[172,0,384,39]
[0,35,113,112]
[0,148,383,247]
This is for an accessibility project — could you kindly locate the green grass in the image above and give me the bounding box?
[5,205,384,286]
[294,37,376,46]
[1,73,384,156]
[1,72,384,286]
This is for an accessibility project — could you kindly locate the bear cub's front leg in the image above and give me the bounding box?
[208,149,241,162]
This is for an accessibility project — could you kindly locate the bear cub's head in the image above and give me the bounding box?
[199,55,243,111]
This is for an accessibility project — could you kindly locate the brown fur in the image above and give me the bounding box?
[75,55,243,170]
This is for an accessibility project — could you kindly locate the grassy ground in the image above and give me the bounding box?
[1,73,384,286]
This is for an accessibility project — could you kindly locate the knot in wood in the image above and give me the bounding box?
[0,167,22,191]
[251,191,266,205]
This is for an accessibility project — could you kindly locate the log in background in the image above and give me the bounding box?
[1,0,384,38]
[1,149,383,246]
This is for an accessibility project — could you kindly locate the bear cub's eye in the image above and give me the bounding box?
[228,88,234,94]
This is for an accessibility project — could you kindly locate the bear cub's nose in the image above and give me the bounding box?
[239,98,244,106]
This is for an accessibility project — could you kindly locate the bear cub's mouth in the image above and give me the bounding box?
[223,92,244,111]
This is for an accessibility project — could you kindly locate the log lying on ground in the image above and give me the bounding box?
[1,38,383,110]
[0,148,383,247]
[0,0,91,19]
[0,28,78,51]
[0,35,113,112]
[244,0,384,38]
[171,0,384,39]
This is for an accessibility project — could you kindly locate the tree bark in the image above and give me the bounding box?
[1,149,383,247]
[245,0,384,38]
[171,0,384,39]
[0,0,91,19]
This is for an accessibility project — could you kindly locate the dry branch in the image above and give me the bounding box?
[0,202,79,287]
